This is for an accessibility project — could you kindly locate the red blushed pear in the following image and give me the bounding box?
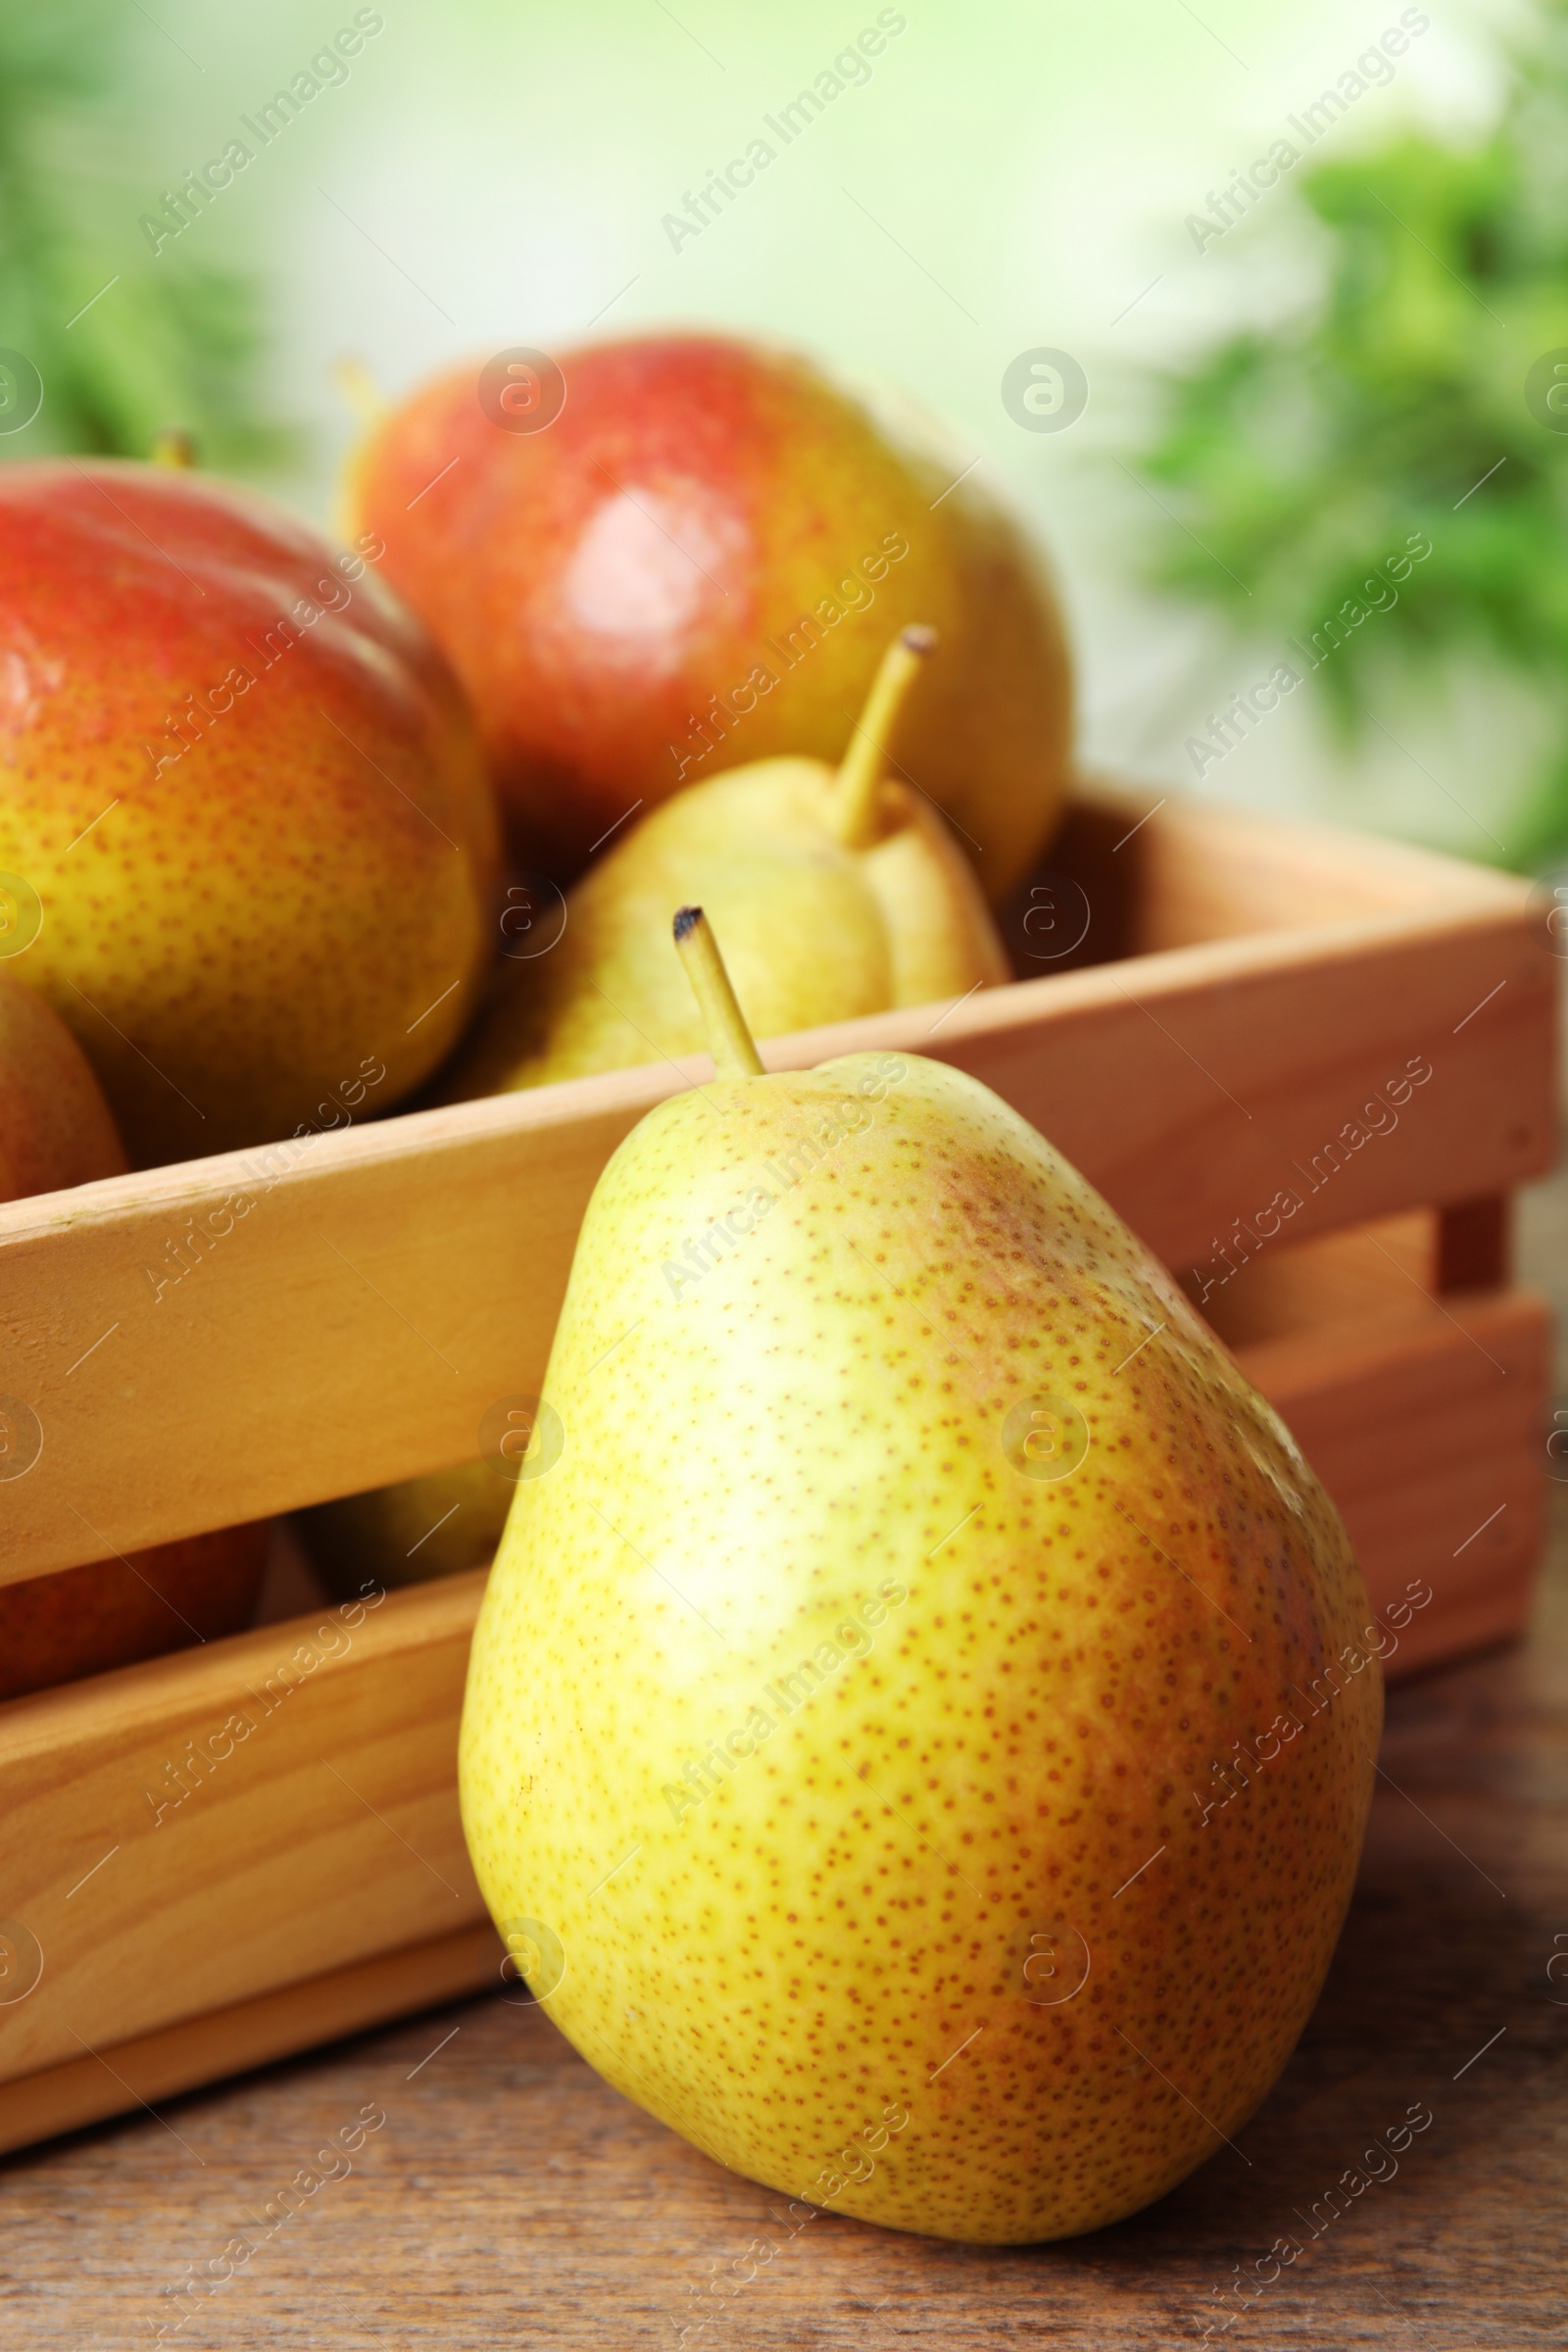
[0,969,268,1695]
[340,333,1074,899]
[0,959,125,1198]
[0,456,501,1166]
[0,1526,272,1703]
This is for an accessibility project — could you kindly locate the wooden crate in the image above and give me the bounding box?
[0,787,1555,2159]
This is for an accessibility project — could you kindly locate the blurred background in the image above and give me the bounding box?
[4,0,1564,864]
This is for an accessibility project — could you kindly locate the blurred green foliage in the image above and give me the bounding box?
[1134,0,1568,865]
[0,3,284,468]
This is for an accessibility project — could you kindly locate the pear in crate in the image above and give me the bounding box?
[442,628,1006,1100]
[0,1526,271,1701]
[0,969,268,1693]
[0,451,499,1164]
[459,908,1380,2243]
[294,1458,513,1597]
[0,956,127,1198]
[341,330,1074,894]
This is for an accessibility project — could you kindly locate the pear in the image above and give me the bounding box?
[0,967,270,1692]
[0,1523,271,1701]
[340,330,1074,895]
[439,627,1006,1100]
[293,1457,513,1597]
[0,452,498,1164]
[0,961,127,1198]
[459,909,1380,2244]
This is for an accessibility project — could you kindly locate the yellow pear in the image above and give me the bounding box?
[293,1458,513,1597]
[459,908,1380,2243]
[440,628,1006,1100]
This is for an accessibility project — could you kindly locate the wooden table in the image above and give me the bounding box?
[7,1279,1567,2349]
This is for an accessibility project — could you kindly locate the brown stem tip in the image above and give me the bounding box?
[672,905,764,1079]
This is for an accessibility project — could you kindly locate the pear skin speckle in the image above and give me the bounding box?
[459,1053,1381,2243]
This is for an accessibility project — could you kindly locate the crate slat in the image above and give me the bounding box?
[0,1923,502,2161]
[1243,1284,1548,1677]
[0,1571,485,2087]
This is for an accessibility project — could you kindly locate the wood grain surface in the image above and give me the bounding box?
[0,1574,488,2090]
[1,1173,1564,2350]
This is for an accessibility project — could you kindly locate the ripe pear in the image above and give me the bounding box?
[0,454,500,1164]
[293,1457,513,1597]
[0,971,268,1690]
[460,909,1380,2244]
[0,960,127,1198]
[0,1523,271,1701]
[441,627,1007,1101]
[341,331,1074,896]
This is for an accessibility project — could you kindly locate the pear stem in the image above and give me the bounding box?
[831,624,936,850]
[673,906,764,1078]
[151,428,197,468]
[332,355,389,429]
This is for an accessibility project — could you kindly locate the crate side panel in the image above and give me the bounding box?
[0,910,1551,1575]
[0,1575,487,2084]
[1237,1290,1549,1677]
[0,1924,503,2159]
